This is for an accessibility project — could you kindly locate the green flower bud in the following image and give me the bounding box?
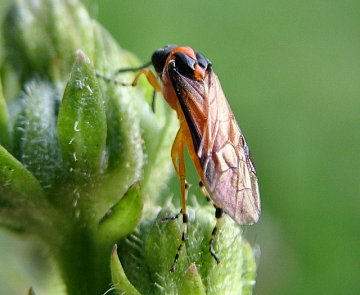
[116,205,257,295]
[0,0,258,294]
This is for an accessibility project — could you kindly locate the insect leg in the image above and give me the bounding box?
[151,90,157,112]
[170,129,183,176]
[130,68,162,91]
[96,61,154,85]
[169,130,189,272]
[97,68,160,90]
[199,180,212,204]
[114,61,152,75]
[96,64,160,112]
[161,209,182,221]
[161,129,186,222]
[95,72,130,86]
[198,180,222,264]
[209,205,223,264]
[127,68,160,112]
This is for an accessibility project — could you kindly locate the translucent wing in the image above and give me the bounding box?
[168,65,260,225]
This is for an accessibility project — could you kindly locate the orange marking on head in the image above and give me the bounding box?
[170,46,197,59]
[166,46,206,81]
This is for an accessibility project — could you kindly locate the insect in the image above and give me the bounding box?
[103,45,261,272]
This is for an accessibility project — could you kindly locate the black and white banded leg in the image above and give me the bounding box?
[162,181,190,272]
[199,180,223,264]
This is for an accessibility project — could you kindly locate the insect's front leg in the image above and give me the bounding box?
[130,68,161,91]
[96,65,161,112]
[123,68,161,113]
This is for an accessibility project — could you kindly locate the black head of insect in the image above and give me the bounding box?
[173,50,212,79]
[195,51,212,71]
[152,44,177,74]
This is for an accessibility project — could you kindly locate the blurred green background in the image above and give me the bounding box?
[1,0,360,294]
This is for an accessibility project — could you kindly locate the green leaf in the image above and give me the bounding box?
[12,80,60,190]
[0,144,45,205]
[0,78,11,150]
[98,182,143,245]
[117,228,152,294]
[57,50,106,184]
[179,264,206,295]
[110,244,141,295]
[0,144,52,233]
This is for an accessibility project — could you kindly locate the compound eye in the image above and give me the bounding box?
[174,52,196,77]
[196,51,211,70]
[151,45,177,73]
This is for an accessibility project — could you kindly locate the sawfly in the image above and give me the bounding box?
[101,45,261,272]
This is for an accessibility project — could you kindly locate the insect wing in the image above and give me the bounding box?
[168,64,260,225]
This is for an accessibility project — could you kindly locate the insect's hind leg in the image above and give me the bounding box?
[209,206,223,264]
[199,180,212,204]
[199,180,222,264]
